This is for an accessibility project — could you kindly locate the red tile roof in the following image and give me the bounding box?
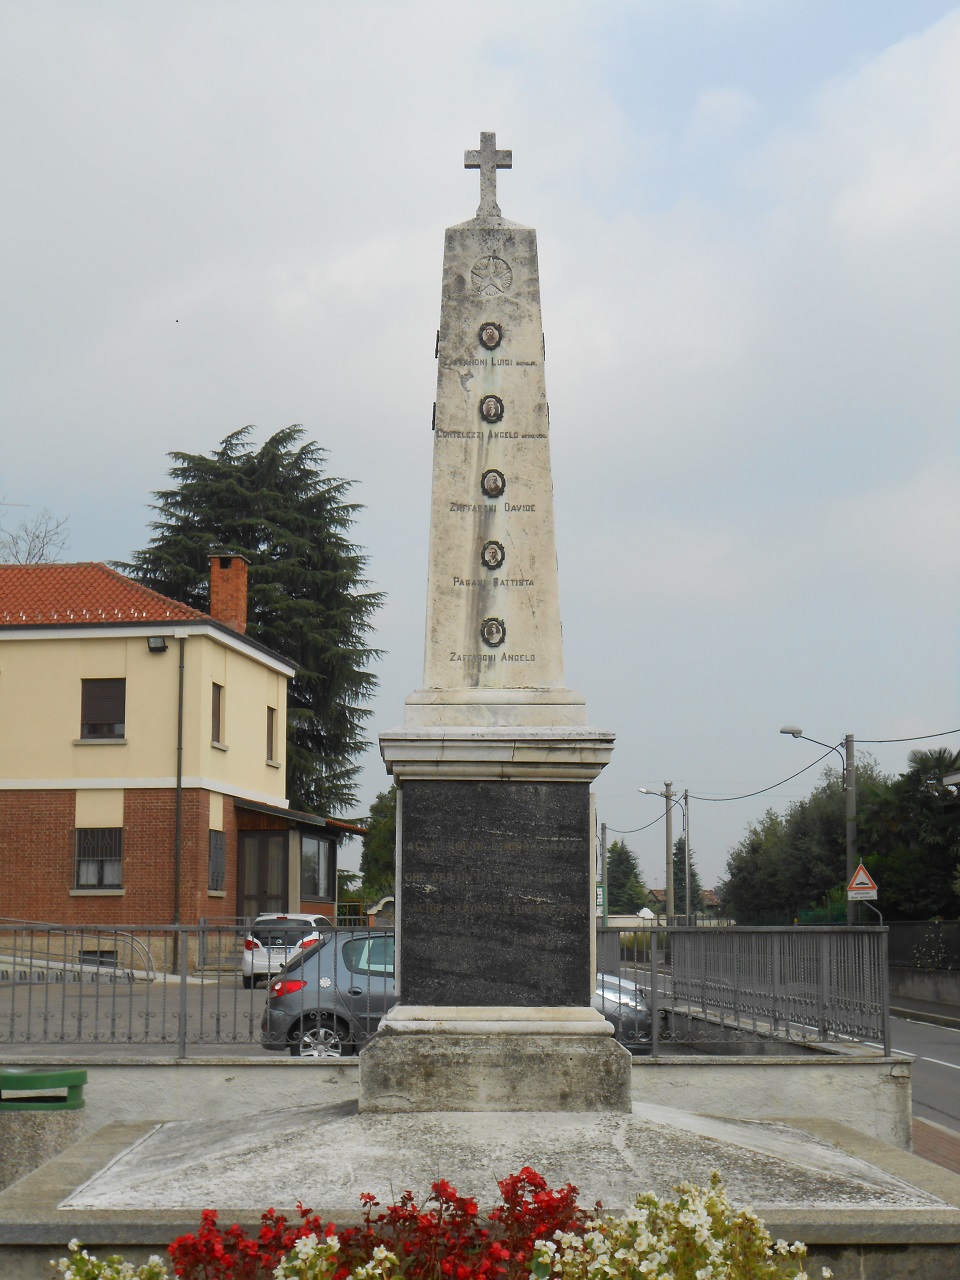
[0,563,208,626]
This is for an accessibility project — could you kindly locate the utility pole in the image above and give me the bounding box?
[664,781,674,922]
[845,733,857,925]
[781,725,859,927]
[600,820,608,926]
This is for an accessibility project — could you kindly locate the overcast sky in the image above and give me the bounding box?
[3,1,959,889]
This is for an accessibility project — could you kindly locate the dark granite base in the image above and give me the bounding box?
[399,779,592,1006]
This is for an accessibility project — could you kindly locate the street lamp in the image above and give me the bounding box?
[780,725,857,925]
[680,788,692,927]
[639,783,675,922]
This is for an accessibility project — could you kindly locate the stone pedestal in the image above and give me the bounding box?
[359,728,622,1113]
[359,1007,632,1113]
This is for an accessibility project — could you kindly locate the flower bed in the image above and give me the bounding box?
[51,1168,830,1280]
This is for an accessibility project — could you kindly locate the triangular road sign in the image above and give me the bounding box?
[847,862,878,899]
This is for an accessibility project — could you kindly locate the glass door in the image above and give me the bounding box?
[238,831,289,918]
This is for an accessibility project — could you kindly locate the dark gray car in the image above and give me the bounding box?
[261,928,650,1058]
[260,929,395,1057]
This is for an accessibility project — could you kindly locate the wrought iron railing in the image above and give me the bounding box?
[599,924,890,1054]
[1,921,890,1057]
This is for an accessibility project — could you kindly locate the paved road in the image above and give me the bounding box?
[888,1014,960,1134]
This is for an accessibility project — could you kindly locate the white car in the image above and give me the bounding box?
[241,913,331,988]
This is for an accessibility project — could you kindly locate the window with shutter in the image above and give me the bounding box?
[80,679,126,738]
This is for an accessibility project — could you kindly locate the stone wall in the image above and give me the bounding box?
[5,1049,912,1150]
[890,966,960,1006]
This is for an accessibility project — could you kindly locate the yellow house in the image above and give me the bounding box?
[0,556,357,926]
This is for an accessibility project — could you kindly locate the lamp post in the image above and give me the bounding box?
[780,725,857,925]
[639,783,675,922]
[681,788,692,927]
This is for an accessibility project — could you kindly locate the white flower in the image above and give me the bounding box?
[68,1239,81,1252]
[295,1233,320,1258]
[822,1270,834,1278]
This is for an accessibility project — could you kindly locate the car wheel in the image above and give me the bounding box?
[242,974,253,990]
[290,1014,352,1059]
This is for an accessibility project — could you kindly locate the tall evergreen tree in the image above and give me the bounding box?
[672,835,705,916]
[606,839,649,913]
[121,425,382,814]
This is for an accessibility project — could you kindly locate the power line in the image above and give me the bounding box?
[612,727,960,823]
[688,749,835,803]
[859,728,960,744]
[606,799,682,835]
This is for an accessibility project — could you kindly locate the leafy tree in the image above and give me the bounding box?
[360,786,396,897]
[672,835,705,916]
[718,809,788,923]
[721,750,960,923]
[859,748,960,920]
[121,426,382,813]
[606,839,649,914]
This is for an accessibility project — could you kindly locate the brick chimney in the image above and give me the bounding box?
[208,553,249,634]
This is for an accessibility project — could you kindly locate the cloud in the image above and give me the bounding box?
[687,87,760,144]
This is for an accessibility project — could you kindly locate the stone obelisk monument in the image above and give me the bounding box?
[362,134,626,1113]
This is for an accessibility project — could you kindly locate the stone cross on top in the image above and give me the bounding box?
[464,131,512,218]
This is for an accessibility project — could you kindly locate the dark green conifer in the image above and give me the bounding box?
[121,425,382,814]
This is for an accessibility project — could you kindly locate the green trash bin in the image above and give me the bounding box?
[0,1067,86,1111]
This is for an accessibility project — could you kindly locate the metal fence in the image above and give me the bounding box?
[1,921,284,1056]
[2,921,890,1057]
[597,925,890,1055]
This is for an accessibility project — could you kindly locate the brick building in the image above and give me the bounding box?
[0,557,360,926]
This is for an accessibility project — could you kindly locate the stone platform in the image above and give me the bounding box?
[2,1096,960,1279]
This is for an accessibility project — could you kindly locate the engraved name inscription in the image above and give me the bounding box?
[451,576,533,588]
[450,652,537,662]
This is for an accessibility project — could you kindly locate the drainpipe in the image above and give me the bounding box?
[173,635,186,925]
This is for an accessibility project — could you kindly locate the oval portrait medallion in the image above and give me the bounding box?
[479,322,503,350]
[481,540,505,570]
[480,395,504,423]
[480,616,506,648]
[481,469,505,498]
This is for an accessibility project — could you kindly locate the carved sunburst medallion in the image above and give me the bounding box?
[471,257,513,297]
